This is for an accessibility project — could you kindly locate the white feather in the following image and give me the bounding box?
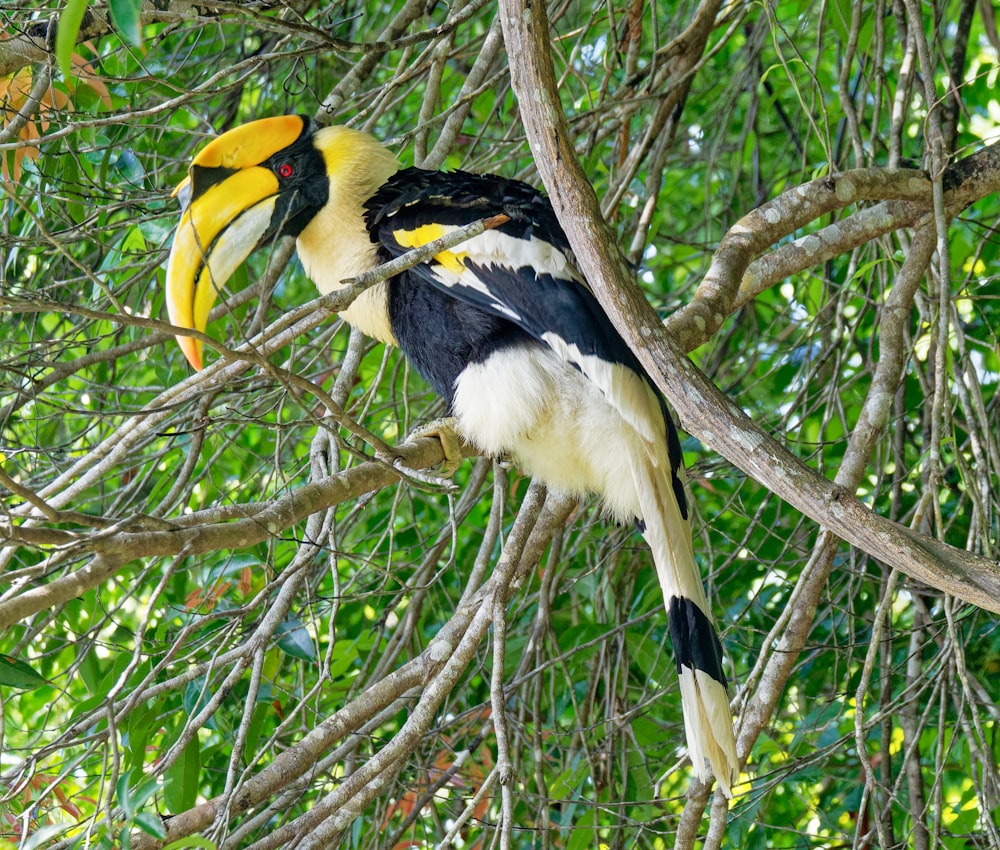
[403,226,583,286]
[540,332,665,448]
[677,668,740,795]
[453,345,650,521]
[454,342,739,795]
[630,452,739,795]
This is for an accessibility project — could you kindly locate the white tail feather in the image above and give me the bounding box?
[630,454,739,796]
[676,669,739,796]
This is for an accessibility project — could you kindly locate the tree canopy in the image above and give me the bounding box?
[1,1,999,848]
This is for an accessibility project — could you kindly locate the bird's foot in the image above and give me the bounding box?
[407,416,465,474]
[389,417,466,487]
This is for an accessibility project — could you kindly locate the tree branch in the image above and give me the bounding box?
[497,0,1000,615]
[128,486,572,850]
[0,433,476,632]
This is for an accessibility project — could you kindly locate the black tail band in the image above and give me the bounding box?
[668,595,728,689]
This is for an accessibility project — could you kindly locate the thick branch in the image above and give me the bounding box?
[497,0,1000,612]
[671,145,1000,348]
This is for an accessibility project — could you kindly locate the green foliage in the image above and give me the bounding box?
[0,654,44,689]
[1,1,999,848]
[55,0,90,79]
[107,0,143,51]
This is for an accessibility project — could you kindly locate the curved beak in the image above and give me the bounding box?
[165,116,306,369]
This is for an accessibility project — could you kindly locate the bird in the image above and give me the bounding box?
[164,114,740,795]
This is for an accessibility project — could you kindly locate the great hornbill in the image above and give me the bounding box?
[164,114,740,795]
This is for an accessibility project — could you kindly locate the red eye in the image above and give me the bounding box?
[278,163,294,178]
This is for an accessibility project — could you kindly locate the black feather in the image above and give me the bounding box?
[364,167,688,517]
[668,595,728,689]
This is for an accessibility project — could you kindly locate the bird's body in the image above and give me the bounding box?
[165,115,740,795]
[364,167,680,523]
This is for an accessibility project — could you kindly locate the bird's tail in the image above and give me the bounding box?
[630,454,739,797]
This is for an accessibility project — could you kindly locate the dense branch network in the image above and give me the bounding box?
[1,1,998,849]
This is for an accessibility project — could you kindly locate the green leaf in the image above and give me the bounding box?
[164,736,201,815]
[0,654,46,690]
[125,700,156,772]
[20,824,75,850]
[183,677,212,719]
[78,644,102,696]
[109,0,144,48]
[114,148,146,185]
[61,152,87,225]
[116,769,160,820]
[56,0,90,80]
[565,817,591,850]
[276,617,315,661]
[134,811,167,839]
[243,702,270,760]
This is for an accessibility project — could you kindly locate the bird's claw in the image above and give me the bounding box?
[407,416,465,475]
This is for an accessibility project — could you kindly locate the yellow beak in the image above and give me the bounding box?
[165,116,307,370]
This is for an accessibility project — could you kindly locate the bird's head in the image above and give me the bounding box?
[165,115,398,369]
